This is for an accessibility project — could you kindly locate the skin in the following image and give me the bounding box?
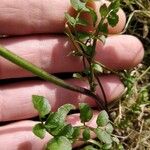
[0,0,144,149]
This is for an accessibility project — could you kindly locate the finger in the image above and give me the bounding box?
[0,0,126,35]
[0,35,144,79]
[0,120,51,150]
[0,75,124,121]
[0,113,98,150]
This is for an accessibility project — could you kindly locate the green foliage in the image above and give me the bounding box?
[83,128,91,141]
[82,145,98,150]
[64,0,120,93]
[96,110,109,126]
[72,127,81,141]
[76,18,89,26]
[105,123,114,134]
[107,12,119,27]
[57,124,74,139]
[46,136,72,150]
[32,0,123,149]
[77,32,91,40]
[102,143,112,150]
[97,23,108,34]
[65,13,76,27]
[79,103,93,123]
[45,104,75,136]
[100,4,109,17]
[95,128,112,144]
[88,7,98,27]
[0,0,148,149]
[32,123,46,139]
[70,0,89,11]
[108,0,120,12]
[32,95,51,118]
[32,96,122,149]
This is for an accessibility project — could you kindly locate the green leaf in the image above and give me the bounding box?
[79,103,93,123]
[32,123,46,139]
[95,128,112,144]
[65,13,76,26]
[83,145,98,150]
[76,18,88,26]
[70,0,79,10]
[100,4,108,17]
[46,136,72,150]
[47,122,66,136]
[88,7,98,27]
[45,104,75,132]
[45,112,59,129]
[105,123,114,134]
[83,128,90,141]
[57,104,76,118]
[92,63,103,73]
[98,23,108,34]
[107,12,119,27]
[118,144,124,150]
[96,110,109,126]
[57,124,74,139]
[77,32,91,40]
[102,143,112,150]
[85,45,94,56]
[112,136,120,144]
[72,127,81,141]
[70,0,89,11]
[108,0,120,12]
[32,95,51,118]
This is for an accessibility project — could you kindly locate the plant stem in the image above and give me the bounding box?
[65,24,84,55]
[95,75,108,112]
[0,45,104,109]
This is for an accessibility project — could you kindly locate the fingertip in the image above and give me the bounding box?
[126,35,144,67]
[99,75,125,102]
[0,121,51,150]
[115,35,144,68]
[96,35,144,70]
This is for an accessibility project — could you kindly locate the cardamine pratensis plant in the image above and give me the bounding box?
[0,0,123,149]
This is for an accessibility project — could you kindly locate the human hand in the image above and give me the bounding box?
[0,0,144,149]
